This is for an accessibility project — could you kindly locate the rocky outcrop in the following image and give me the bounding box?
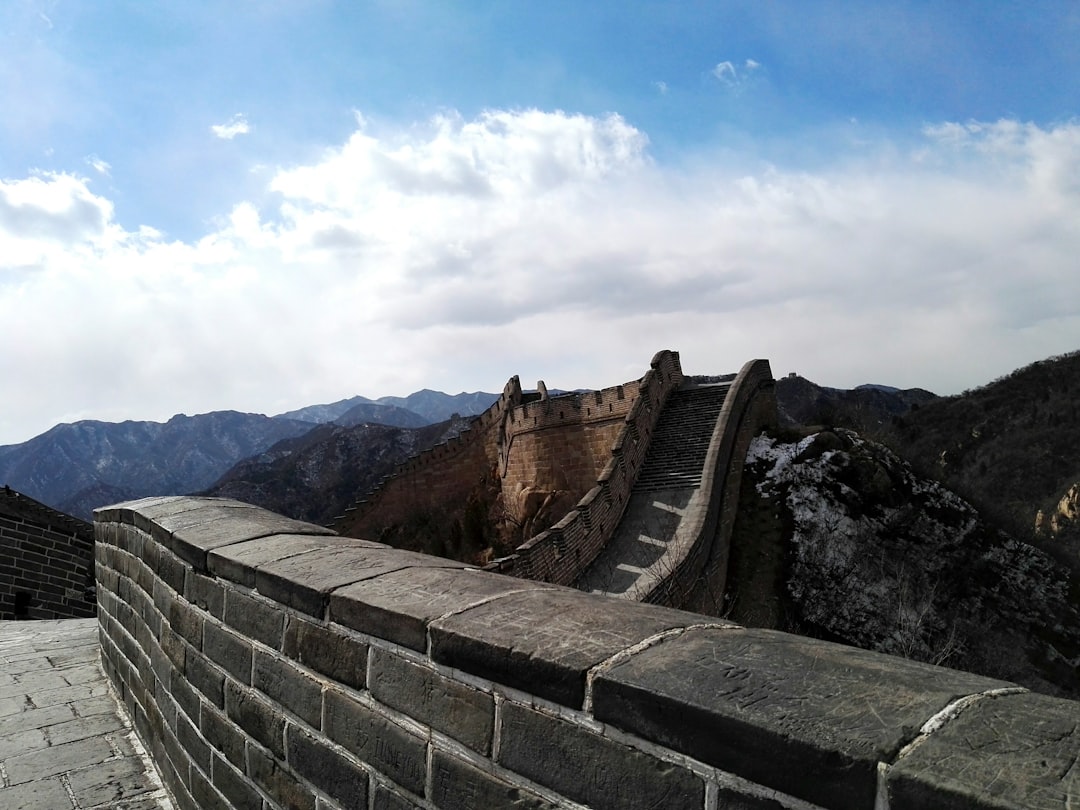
[1036,482,1080,537]
[738,429,1080,698]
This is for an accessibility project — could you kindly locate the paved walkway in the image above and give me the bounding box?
[0,619,173,810]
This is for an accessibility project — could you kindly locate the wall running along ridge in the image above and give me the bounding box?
[95,496,1080,810]
[334,350,685,584]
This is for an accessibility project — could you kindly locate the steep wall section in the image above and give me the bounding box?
[334,375,525,540]
[0,486,95,619]
[487,349,684,584]
[95,496,1080,810]
[646,358,777,608]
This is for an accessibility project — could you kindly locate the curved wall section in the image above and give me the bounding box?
[95,496,1080,810]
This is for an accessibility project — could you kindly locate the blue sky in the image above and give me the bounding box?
[2,1,1079,444]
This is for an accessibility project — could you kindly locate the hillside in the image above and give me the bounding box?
[202,416,475,525]
[881,350,1080,560]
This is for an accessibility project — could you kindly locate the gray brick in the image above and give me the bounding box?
[185,571,225,618]
[253,648,323,728]
[185,649,225,709]
[323,688,426,795]
[498,701,704,810]
[225,588,284,649]
[200,702,246,770]
[247,741,315,810]
[211,753,262,810]
[204,620,253,683]
[225,680,285,758]
[287,724,369,809]
[372,783,424,810]
[169,600,204,650]
[176,709,211,773]
[431,750,560,810]
[370,648,493,754]
[284,617,367,691]
[189,760,230,810]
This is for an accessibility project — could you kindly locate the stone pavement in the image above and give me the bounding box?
[0,619,173,810]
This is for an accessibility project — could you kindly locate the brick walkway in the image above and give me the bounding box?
[0,619,172,810]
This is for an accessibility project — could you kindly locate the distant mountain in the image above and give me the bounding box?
[373,390,499,423]
[775,374,938,433]
[202,416,475,525]
[274,396,375,424]
[333,403,430,429]
[0,412,315,519]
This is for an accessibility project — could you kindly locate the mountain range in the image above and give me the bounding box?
[0,391,498,520]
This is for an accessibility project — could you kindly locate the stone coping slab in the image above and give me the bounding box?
[208,533,383,588]
[253,545,468,617]
[430,588,731,708]
[330,567,557,652]
[591,626,1014,810]
[886,691,1080,810]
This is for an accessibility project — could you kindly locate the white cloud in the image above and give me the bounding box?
[712,58,763,89]
[210,113,251,140]
[712,61,737,82]
[86,155,111,175]
[2,111,1079,444]
[653,80,669,94]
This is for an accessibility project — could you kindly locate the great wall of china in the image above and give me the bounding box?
[2,349,1078,808]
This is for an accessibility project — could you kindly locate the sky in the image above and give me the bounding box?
[2,1,1079,445]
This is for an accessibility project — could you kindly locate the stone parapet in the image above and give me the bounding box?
[95,496,1080,810]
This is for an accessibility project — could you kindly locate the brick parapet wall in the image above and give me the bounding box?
[487,349,685,584]
[0,489,95,620]
[95,496,1080,810]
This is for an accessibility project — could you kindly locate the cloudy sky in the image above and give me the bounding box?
[2,1,1079,445]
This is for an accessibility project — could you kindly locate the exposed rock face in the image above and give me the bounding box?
[1036,482,1080,537]
[741,430,1080,698]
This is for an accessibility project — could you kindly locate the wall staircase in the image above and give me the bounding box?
[575,382,730,597]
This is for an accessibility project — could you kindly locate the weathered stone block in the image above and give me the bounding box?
[185,649,225,709]
[253,648,323,729]
[592,626,1013,810]
[176,709,211,773]
[430,588,710,707]
[323,688,426,795]
[372,783,424,810]
[162,501,335,572]
[430,750,560,810]
[330,565,552,656]
[200,702,246,770]
[225,680,286,759]
[188,759,230,810]
[185,571,225,618]
[369,648,493,754]
[210,753,262,810]
[209,533,373,588]
[203,620,253,684]
[256,545,465,618]
[283,617,367,691]
[169,600,204,651]
[498,701,703,810]
[224,587,284,649]
[247,742,316,810]
[886,691,1080,809]
[286,723,370,809]
[331,566,552,652]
